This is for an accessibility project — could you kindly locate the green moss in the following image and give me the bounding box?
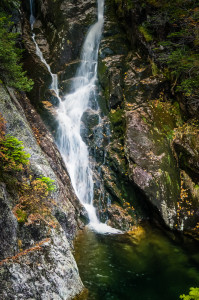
[142,116,147,123]
[16,209,27,224]
[180,287,199,300]
[109,107,125,143]
[139,25,153,42]
[151,61,159,76]
[149,99,183,141]
[167,154,171,165]
[98,60,107,82]
[109,108,123,125]
[165,172,172,185]
[36,176,56,192]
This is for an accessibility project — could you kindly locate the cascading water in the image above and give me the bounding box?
[56,0,120,234]
[29,0,60,98]
[29,0,120,234]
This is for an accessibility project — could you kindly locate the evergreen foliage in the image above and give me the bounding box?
[0,0,33,91]
[0,14,33,91]
[141,0,199,104]
[180,287,199,300]
[114,0,199,106]
[0,115,30,172]
[36,177,56,192]
[0,135,30,171]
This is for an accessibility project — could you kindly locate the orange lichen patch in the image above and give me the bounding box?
[32,126,42,144]
[128,226,146,242]
[0,238,51,266]
[0,113,6,138]
[133,66,146,73]
[140,78,154,84]
[42,101,53,107]
[25,213,57,229]
[173,120,199,140]
[12,175,58,230]
[175,172,195,229]
[73,288,89,300]
[193,222,199,233]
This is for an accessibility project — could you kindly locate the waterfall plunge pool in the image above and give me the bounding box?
[74,224,199,300]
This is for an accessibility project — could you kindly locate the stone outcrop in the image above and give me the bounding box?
[0,84,86,298]
[97,0,199,235]
[0,225,84,300]
[21,0,97,107]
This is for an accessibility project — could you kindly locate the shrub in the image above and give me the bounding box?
[139,25,153,42]
[0,14,33,91]
[16,176,57,226]
[36,177,56,192]
[0,134,30,172]
[180,287,199,300]
[15,209,28,224]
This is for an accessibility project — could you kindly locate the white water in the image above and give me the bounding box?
[29,0,60,98]
[29,0,121,234]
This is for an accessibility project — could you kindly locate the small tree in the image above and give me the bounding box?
[0,14,33,91]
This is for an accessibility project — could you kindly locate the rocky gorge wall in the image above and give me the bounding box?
[0,0,199,298]
[19,0,199,236]
[97,0,199,237]
[0,83,87,298]
[0,0,95,297]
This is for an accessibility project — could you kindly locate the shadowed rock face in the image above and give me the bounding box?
[20,0,199,235]
[21,0,97,107]
[96,0,199,234]
[33,0,97,71]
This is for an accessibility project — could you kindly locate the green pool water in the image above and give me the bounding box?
[74,224,199,300]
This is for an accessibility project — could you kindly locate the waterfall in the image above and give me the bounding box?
[56,0,121,234]
[29,0,60,99]
[29,0,121,234]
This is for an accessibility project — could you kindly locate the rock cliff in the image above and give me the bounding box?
[97,0,199,236]
[0,84,86,298]
[0,0,199,298]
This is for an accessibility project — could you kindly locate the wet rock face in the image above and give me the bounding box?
[122,55,182,228]
[96,0,199,235]
[125,103,180,228]
[96,0,199,233]
[22,0,96,77]
[172,130,199,234]
[21,0,97,132]
[33,0,97,71]
[0,85,88,239]
[0,85,85,298]
[106,204,134,231]
[89,0,139,230]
